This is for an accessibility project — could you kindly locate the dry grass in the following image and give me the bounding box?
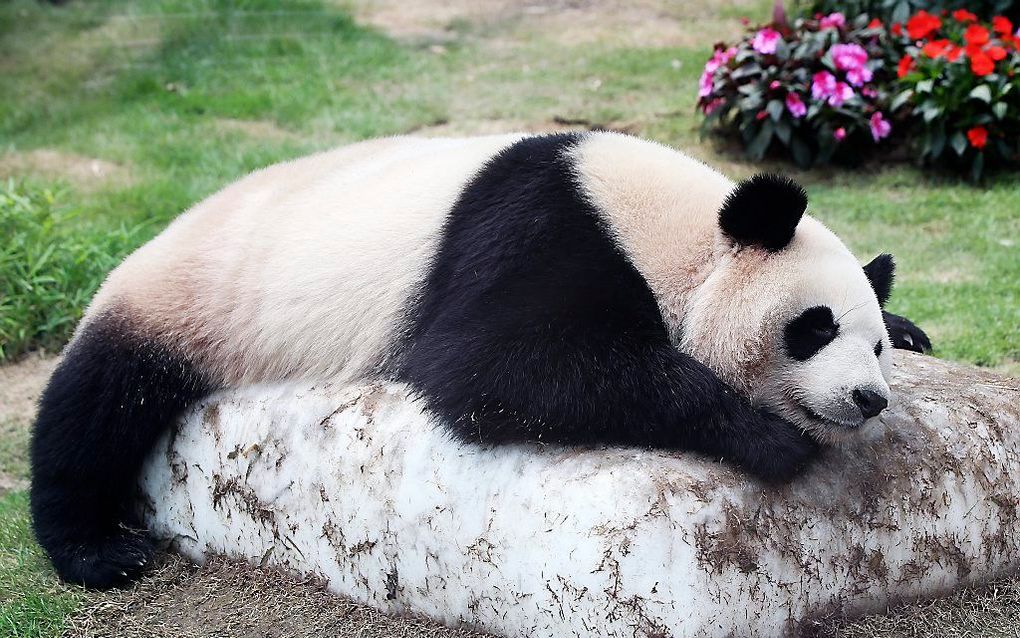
[65,554,495,638]
[817,579,1020,638]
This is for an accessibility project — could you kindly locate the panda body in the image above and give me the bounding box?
[31,131,909,588]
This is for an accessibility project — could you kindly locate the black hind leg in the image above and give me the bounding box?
[30,311,213,588]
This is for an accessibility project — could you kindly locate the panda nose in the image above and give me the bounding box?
[852,388,888,419]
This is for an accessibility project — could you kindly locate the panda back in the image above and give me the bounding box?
[84,134,525,385]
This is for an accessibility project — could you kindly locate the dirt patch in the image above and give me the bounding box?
[0,149,131,191]
[65,553,495,638]
[214,118,299,142]
[0,352,58,427]
[346,0,758,48]
[411,116,638,137]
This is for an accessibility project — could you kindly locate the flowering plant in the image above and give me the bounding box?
[698,12,896,168]
[890,10,1020,179]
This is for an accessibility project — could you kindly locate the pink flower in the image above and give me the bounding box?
[785,92,807,118]
[869,111,891,141]
[698,70,714,97]
[861,87,878,98]
[834,127,847,141]
[753,27,782,54]
[820,12,845,29]
[769,80,781,89]
[831,43,868,69]
[828,81,854,107]
[811,71,837,100]
[846,66,873,86]
[703,97,724,115]
[698,47,737,97]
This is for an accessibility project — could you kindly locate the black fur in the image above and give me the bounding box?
[396,133,816,482]
[883,311,933,353]
[30,311,213,588]
[863,253,895,306]
[718,173,808,251]
[784,306,838,361]
[863,253,933,353]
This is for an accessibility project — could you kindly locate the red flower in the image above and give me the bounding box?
[946,44,964,62]
[867,18,882,29]
[967,126,988,149]
[971,51,995,75]
[907,11,942,40]
[897,54,914,78]
[965,24,990,47]
[922,38,951,58]
[993,16,1013,35]
[892,22,903,36]
[756,110,768,120]
[988,45,1008,60]
[952,9,977,23]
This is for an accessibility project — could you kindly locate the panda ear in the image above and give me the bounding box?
[718,173,808,251]
[863,253,895,307]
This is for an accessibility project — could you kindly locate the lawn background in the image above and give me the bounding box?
[1,0,1018,636]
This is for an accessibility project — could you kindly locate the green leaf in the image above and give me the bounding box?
[993,102,1008,120]
[969,85,992,103]
[950,131,967,156]
[766,99,784,122]
[790,135,813,168]
[916,79,935,94]
[890,89,914,112]
[747,121,774,161]
[775,118,792,144]
[930,126,947,158]
[922,101,943,123]
[970,151,984,183]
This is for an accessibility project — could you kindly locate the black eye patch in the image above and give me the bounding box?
[784,306,839,361]
[874,341,883,357]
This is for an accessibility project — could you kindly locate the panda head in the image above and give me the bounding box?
[681,173,894,444]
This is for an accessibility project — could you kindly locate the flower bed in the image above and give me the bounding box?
[697,7,1020,180]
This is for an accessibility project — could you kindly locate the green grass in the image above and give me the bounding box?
[0,492,83,638]
[0,0,1017,631]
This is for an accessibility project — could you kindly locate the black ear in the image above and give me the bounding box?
[718,173,808,251]
[863,253,895,307]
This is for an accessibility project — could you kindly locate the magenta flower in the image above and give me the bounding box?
[834,127,847,141]
[845,67,873,87]
[811,71,836,100]
[828,81,854,107]
[869,111,892,141]
[831,43,867,69]
[785,92,807,118]
[861,87,878,98]
[698,47,737,97]
[769,80,781,89]
[820,12,846,29]
[703,97,724,115]
[752,27,782,54]
[830,43,871,86]
[698,71,714,97]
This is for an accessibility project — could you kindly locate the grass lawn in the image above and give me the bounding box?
[0,0,1017,636]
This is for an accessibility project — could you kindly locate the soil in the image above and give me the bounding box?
[0,150,131,191]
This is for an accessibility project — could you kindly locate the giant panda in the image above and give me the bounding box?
[30,131,930,588]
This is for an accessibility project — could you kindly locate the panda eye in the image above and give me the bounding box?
[784,306,839,361]
[874,341,883,357]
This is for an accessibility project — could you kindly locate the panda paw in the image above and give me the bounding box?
[883,311,932,353]
[47,526,154,589]
[737,410,820,484]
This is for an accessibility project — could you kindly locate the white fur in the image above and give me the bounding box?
[84,134,524,385]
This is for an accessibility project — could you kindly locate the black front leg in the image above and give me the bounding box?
[883,311,932,353]
[401,330,818,483]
